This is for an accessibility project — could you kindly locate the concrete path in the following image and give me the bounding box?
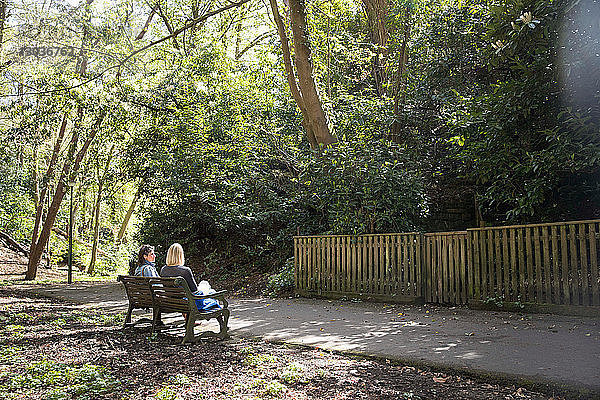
[14,281,600,396]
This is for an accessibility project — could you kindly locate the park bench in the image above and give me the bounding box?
[117,275,230,343]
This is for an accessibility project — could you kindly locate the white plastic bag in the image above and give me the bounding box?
[198,280,216,295]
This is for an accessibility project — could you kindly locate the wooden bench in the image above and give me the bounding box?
[118,275,155,328]
[118,275,230,343]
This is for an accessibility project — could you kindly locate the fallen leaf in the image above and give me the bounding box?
[433,376,448,383]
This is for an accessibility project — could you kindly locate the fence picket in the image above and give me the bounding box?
[551,226,560,304]
[494,229,501,298]
[460,235,467,303]
[590,223,599,306]
[560,225,570,304]
[579,224,590,305]
[509,229,517,301]
[542,226,551,303]
[425,236,432,302]
[502,229,509,299]
[569,225,579,305]
[472,231,480,301]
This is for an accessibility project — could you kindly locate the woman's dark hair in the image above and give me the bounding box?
[137,244,155,267]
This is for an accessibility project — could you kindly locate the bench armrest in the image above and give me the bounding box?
[189,290,229,308]
[190,289,227,299]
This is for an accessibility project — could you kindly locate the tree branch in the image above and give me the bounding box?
[118,0,251,72]
[236,30,273,59]
[135,3,158,40]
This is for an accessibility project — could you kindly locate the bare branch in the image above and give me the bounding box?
[135,3,158,40]
[236,30,273,59]
[156,3,180,50]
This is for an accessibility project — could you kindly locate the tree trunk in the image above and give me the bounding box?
[390,8,411,141]
[26,111,105,280]
[361,0,390,96]
[135,3,157,40]
[28,112,69,266]
[117,186,140,244]
[88,144,114,274]
[0,0,6,54]
[88,182,102,274]
[288,0,335,148]
[32,143,39,210]
[157,3,180,50]
[269,0,335,149]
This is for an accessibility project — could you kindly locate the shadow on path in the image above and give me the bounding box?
[15,281,600,396]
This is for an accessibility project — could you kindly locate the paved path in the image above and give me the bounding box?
[14,281,600,396]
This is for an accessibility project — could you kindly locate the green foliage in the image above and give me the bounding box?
[265,257,295,297]
[263,380,287,396]
[278,362,307,385]
[300,138,426,234]
[0,0,597,289]
[155,374,193,400]
[244,353,278,367]
[1,360,120,400]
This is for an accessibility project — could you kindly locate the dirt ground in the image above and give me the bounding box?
[0,241,563,400]
[0,289,560,400]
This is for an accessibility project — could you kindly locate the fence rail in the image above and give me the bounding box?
[294,219,600,308]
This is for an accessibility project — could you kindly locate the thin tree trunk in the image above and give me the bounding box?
[288,0,335,148]
[28,113,69,264]
[88,144,114,274]
[117,186,140,244]
[157,3,180,50]
[33,143,39,210]
[390,8,411,141]
[234,5,245,59]
[361,0,390,96]
[135,3,157,40]
[326,2,331,98]
[88,182,102,274]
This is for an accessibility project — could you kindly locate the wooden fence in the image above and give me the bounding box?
[423,232,468,304]
[294,219,600,308]
[294,233,421,301]
[469,220,600,306]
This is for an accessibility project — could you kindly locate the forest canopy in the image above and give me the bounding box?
[0,0,598,284]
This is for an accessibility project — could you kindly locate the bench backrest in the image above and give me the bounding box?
[148,277,196,313]
[118,275,153,308]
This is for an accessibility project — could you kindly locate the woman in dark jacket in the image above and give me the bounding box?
[161,243,220,311]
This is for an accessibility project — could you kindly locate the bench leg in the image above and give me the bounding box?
[151,308,160,334]
[183,313,196,344]
[123,304,134,330]
[218,309,230,339]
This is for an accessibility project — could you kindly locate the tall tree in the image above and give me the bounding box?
[362,0,391,96]
[269,0,336,150]
[88,144,115,274]
[26,0,103,279]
